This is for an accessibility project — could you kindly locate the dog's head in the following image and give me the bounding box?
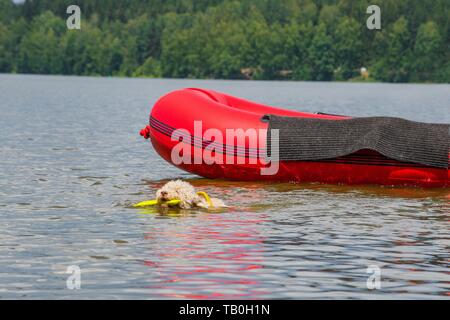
[155,180,197,204]
[156,190,170,202]
[156,187,178,203]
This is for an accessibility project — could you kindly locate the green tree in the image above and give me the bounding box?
[412,21,442,82]
[308,23,335,81]
[284,22,313,80]
[295,0,318,24]
[333,17,364,80]
[121,14,162,72]
[318,4,341,31]
[0,23,13,72]
[371,16,412,82]
[133,56,161,77]
[17,12,65,74]
[0,0,448,83]
[239,8,270,77]
[0,0,14,23]
[257,23,289,79]
[202,2,247,78]
[435,61,450,83]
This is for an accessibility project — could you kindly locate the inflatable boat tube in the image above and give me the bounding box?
[140,88,450,188]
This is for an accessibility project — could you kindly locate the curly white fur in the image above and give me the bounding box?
[156,180,226,209]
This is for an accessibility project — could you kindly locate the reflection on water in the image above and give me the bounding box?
[0,75,449,299]
[140,211,268,299]
[132,180,450,299]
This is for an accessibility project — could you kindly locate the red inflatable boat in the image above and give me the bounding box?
[140,88,450,188]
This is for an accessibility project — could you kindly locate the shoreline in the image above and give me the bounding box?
[1,72,449,85]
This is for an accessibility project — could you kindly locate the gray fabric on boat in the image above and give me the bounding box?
[266,115,450,169]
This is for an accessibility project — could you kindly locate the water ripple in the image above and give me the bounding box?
[0,75,449,299]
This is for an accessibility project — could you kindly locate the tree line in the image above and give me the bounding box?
[0,0,449,82]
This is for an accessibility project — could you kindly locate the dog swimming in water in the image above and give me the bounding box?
[156,180,227,209]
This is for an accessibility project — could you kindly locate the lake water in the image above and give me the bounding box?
[0,74,449,299]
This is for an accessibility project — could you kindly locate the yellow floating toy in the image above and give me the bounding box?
[195,191,213,208]
[132,192,213,208]
[132,199,180,208]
